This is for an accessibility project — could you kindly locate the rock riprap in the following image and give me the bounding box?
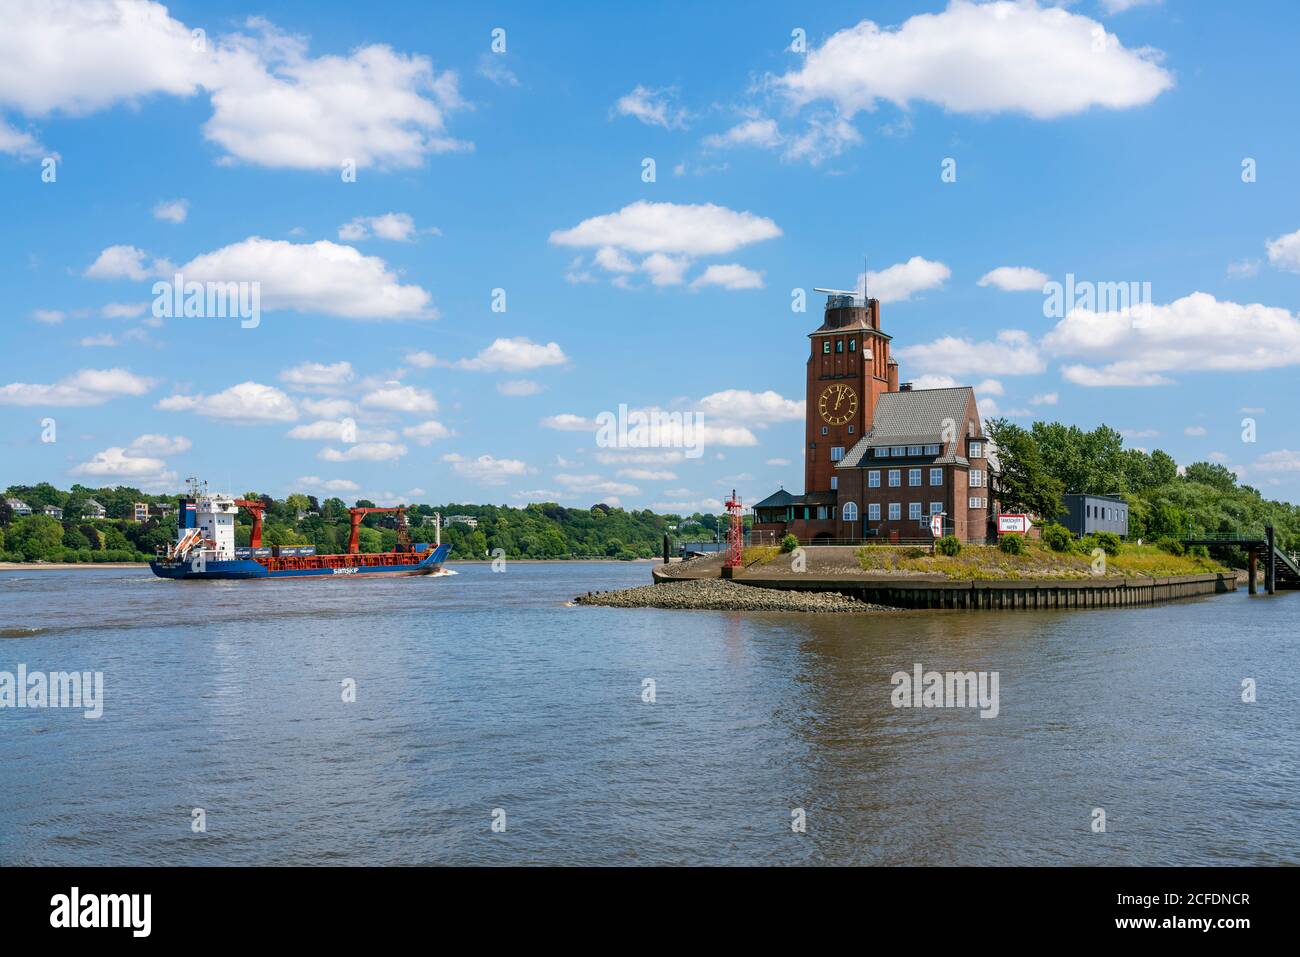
[574,578,890,612]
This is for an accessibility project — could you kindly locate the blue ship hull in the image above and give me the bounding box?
[150,544,451,581]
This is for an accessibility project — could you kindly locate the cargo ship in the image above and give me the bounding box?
[149,480,450,581]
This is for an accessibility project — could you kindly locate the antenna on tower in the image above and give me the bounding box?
[858,255,869,301]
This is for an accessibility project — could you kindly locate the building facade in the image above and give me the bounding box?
[753,292,994,544]
[1061,493,1129,539]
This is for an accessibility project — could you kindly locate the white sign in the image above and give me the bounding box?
[930,513,945,538]
[998,514,1032,534]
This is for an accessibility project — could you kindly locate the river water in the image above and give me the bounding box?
[0,563,1295,866]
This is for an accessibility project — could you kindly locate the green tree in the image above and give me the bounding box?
[9,515,65,560]
[986,418,1065,520]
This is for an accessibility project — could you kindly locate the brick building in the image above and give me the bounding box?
[752,292,994,543]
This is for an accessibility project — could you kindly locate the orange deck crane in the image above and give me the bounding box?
[347,506,411,555]
[234,498,268,547]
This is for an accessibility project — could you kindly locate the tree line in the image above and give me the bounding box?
[985,419,1300,556]
[0,483,723,563]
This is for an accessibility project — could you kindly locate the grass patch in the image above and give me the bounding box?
[855,542,1225,580]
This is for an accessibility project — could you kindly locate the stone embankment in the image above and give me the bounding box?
[574,578,890,613]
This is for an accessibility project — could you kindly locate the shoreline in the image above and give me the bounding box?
[0,558,658,572]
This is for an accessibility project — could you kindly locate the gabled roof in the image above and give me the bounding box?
[838,386,979,468]
[752,489,797,509]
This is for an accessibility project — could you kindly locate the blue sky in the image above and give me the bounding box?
[3,0,1299,511]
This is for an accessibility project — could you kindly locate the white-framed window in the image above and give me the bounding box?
[817,506,828,520]
[868,503,881,521]
[970,469,984,488]
[969,441,983,459]
[821,426,829,436]
[930,502,943,515]
[830,476,838,490]
[907,445,922,456]
[875,447,888,458]
[908,468,921,486]
[888,469,901,487]
[924,444,940,455]
[843,501,858,522]
[888,502,901,521]
[909,502,922,521]
[868,470,880,488]
[891,445,905,456]
[830,446,845,462]
[969,497,985,509]
[929,468,943,486]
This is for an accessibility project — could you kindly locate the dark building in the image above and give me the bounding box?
[752,291,995,544]
[1061,493,1129,538]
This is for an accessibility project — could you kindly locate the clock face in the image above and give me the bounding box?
[818,383,858,426]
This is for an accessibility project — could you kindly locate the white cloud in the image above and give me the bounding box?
[295,476,361,493]
[765,458,792,467]
[1101,0,1162,13]
[1265,229,1300,273]
[0,117,46,158]
[781,112,862,165]
[0,367,155,406]
[1227,260,1261,280]
[442,453,530,484]
[157,381,298,423]
[696,389,803,424]
[287,419,359,442]
[84,245,173,280]
[32,309,67,324]
[338,212,432,242]
[652,498,724,513]
[552,201,780,289]
[900,329,1045,376]
[1184,425,1208,436]
[860,256,950,303]
[477,53,518,88]
[179,237,434,320]
[540,414,594,432]
[70,447,172,482]
[280,360,354,392]
[977,266,1048,292]
[974,379,1005,396]
[1252,450,1300,473]
[703,117,782,150]
[0,4,471,171]
[128,433,191,455]
[402,419,453,444]
[497,379,542,396]
[318,442,407,462]
[1043,292,1300,386]
[101,302,148,318]
[300,397,354,418]
[690,264,765,291]
[80,334,117,347]
[360,384,436,414]
[153,199,189,224]
[404,350,438,368]
[618,468,676,481]
[1030,391,1059,406]
[555,474,639,496]
[594,450,685,466]
[777,1,1173,121]
[454,337,567,372]
[550,201,781,257]
[611,85,689,129]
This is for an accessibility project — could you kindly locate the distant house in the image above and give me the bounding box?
[442,515,479,530]
[83,499,107,519]
[42,504,64,520]
[1061,493,1129,539]
[132,502,172,522]
[5,497,31,516]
